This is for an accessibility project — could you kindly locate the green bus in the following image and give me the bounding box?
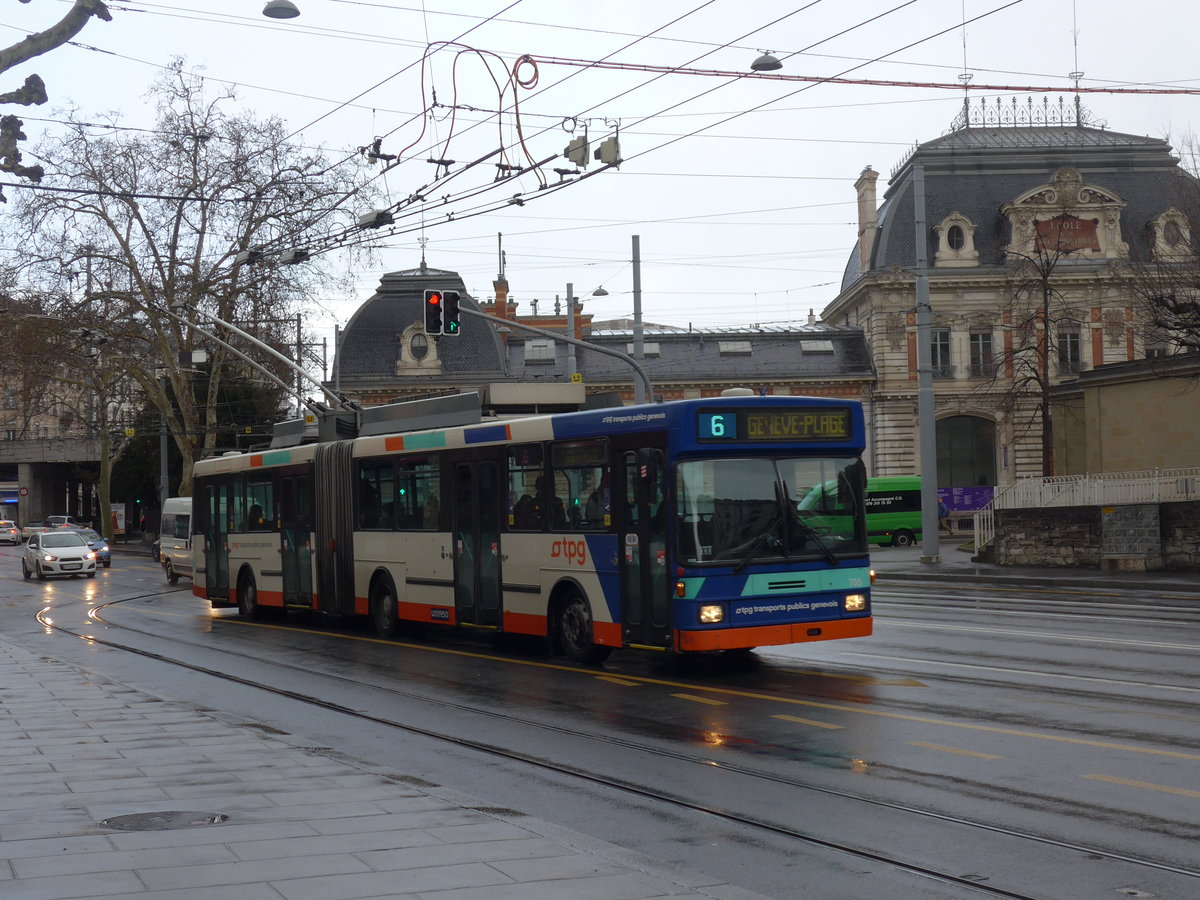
[799,475,923,547]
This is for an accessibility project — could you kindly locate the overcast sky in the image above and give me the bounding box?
[7,0,1199,349]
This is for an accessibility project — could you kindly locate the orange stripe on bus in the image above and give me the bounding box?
[385,436,405,451]
[503,610,547,636]
[677,617,872,652]
[249,455,263,467]
[594,621,622,647]
[399,601,456,625]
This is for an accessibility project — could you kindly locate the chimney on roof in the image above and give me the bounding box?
[807,308,816,325]
[854,166,879,272]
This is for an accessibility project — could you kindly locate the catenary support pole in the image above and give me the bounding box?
[914,162,941,563]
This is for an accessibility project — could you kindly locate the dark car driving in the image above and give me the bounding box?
[71,528,112,568]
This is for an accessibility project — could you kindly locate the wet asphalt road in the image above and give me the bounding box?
[3,544,1199,899]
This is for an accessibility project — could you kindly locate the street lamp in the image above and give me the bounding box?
[751,51,783,72]
[263,1,300,18]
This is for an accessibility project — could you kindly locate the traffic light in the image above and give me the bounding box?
[424,289,443,334]
[443,290,461,336]
[594,136,621,165]
[564,135,589,167]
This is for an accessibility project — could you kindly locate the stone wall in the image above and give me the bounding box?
[1160,502,1200,570]
[991,506,1102,567]
[986,501,1200,571]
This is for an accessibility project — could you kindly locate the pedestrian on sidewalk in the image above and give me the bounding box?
[938,497,952,534]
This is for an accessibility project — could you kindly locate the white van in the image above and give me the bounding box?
[159,497,193,585]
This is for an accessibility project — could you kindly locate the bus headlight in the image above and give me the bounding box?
[699,604,725,624]
[844,593,867,612]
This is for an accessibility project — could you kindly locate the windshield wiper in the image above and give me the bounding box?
[779,480,839,566]
[732,506,781,573]
[791,514,839,566]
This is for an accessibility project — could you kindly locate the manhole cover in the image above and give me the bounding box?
[100,811,229,831]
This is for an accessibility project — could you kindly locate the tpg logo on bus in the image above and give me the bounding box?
[551,539,587,566]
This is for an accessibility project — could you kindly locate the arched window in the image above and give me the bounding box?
[935,213,978,267]
[410,333,429,361]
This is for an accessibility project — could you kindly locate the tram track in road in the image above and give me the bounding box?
[34,592,1200,899]
[874,582,1200,625]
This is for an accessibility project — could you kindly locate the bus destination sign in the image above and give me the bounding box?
[698,408,851,442]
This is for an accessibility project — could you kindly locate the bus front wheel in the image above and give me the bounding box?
[370,577,400,638]
[891,529,916,548]
[237,571,262,620]
[557,590,611,665]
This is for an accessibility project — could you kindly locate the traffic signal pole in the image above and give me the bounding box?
[460,308,654,402]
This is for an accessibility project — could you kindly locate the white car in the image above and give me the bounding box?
[0,520,19,544]
[22,531,98,580]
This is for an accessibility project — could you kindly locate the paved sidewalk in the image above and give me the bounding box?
[870,539,1200,595]
[0,636,764,900]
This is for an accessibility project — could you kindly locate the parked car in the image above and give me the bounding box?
[0,520,19,544]
[22,531,97,580]
[159,497,193,585]
[71,528,112,568]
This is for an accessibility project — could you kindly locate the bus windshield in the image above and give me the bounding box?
[676,456,867,565]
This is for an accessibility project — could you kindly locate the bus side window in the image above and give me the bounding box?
[508,444,544,531]
[358,457,394,530]
[547,439,609,531]
[404,457,440,530]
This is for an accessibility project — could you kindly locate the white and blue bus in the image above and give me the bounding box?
[190,395,872,661]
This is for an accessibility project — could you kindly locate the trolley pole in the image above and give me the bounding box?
[461,308,654,402]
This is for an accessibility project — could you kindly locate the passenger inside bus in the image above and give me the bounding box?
[242,504,264,531]
[515,476,566,530]
[422,493,440,530]
[585,473,610,526]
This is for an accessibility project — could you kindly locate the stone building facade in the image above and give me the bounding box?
[823,99,1200,491]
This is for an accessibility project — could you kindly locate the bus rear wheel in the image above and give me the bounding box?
[557,591,611,665]
[370,577,400,638]
[237,571,262,620]
[891,529,916,548]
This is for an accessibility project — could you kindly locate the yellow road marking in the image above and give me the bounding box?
[773,714,843,730]
[597,675,641,687]
[1084,774,1200,799]
[909,741,1003,760]
[672,693,728,706]
[123,606,1200,763]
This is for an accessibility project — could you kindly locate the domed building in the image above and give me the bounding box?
[335,263,509,405]
[333,262,876,413]
[824,97,1200,498]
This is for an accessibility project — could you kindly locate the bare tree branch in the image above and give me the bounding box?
[0,1,112,198]
[0,1,111,77]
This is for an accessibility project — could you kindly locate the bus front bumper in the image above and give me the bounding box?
[677,616,872,652]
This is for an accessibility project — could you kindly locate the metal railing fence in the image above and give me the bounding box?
[973,468,1200,549]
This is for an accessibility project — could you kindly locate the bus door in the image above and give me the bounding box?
[619,447,672,648]
[203,480,231,599]
[278,469,313,607]
[452,457,502,628]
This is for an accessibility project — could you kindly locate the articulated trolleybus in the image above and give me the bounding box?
[190,396,872,662]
